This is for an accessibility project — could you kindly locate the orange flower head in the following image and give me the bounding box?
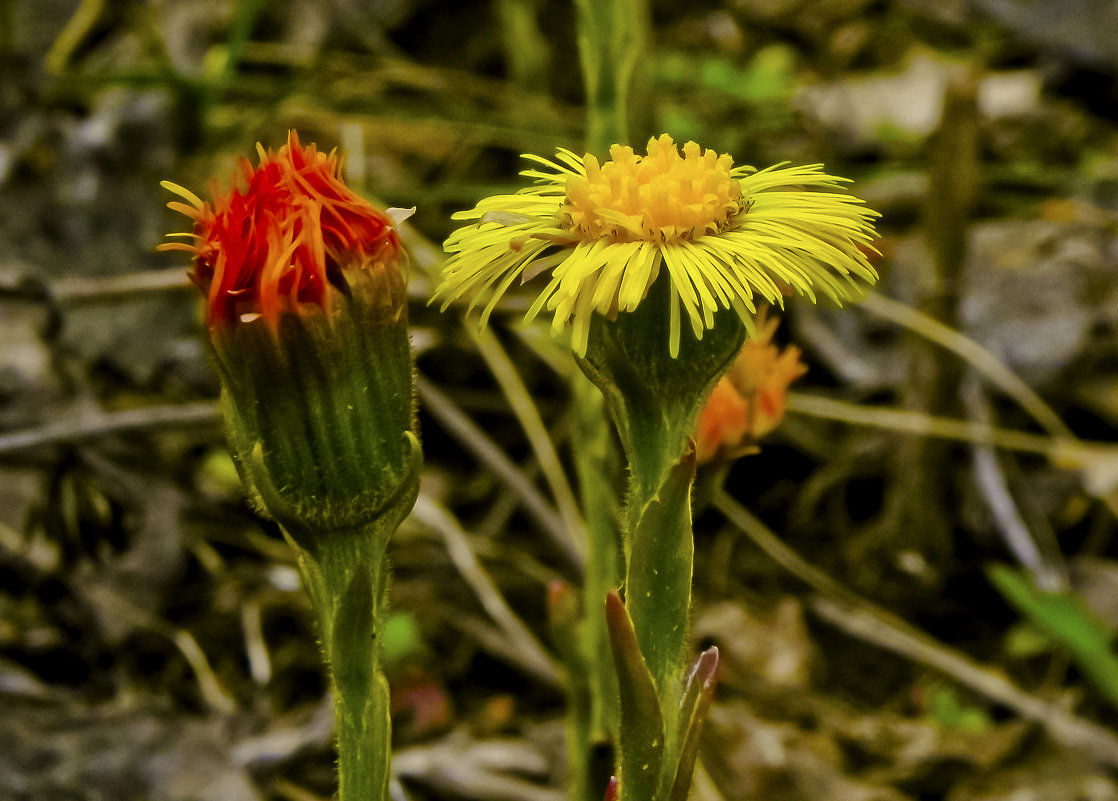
[159,131,405,329]
[695,311,806,463]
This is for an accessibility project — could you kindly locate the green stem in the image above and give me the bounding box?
[579,280,745,799]
[615,389,698,784]
[569,1,679,795]
[572,0,652,155]
[284,515,401,801]
[571,372,623,801]
[566,0,650,796]
[496,0,549,89]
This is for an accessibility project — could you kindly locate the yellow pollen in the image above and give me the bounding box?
[561,134,744,244]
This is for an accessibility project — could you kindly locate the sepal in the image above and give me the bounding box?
[606,590,664,801]
[212,260,418,537]
[666,647,718,801]
[578,276,745,496]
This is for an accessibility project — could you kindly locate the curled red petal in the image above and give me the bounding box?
[167,131,402,329]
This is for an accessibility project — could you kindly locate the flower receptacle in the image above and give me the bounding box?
[579,275,746,496]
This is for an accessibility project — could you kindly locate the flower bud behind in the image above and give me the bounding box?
[694,310,806,464]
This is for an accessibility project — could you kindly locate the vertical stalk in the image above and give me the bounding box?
[566,2,653,797]
[496,0,550,89]
[578,278,745,799]
[620,428,694,764]
[572,0,651,155]
[285,517,399,801]
[570,372,623,801]
[880,68,979,593]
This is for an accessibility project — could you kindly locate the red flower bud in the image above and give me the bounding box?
[159,131,406,331]
[160,132,419,535]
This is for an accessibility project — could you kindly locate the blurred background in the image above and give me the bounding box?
[3,0,1118,799]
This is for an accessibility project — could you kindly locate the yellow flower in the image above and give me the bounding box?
[434,134,879,357]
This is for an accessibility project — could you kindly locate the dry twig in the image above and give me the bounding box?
[713,489,1118,768]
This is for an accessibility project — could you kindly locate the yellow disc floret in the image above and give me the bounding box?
[561,135,744,244]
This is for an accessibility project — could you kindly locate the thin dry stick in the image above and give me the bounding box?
[95,589,237,714]
[52,269,195,303]
[393,737,566,801]
[416,374,582,573]
[785,392,1116,467]
[712,488,1118,768]
[813,291,1118,520]
[0,401,220,454]
[962,376,1068,591]
[470,325,586,561]
[412,492,563,688]
[241,598,273,686]
[858,291,1072,438]
[272,778,333,801]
